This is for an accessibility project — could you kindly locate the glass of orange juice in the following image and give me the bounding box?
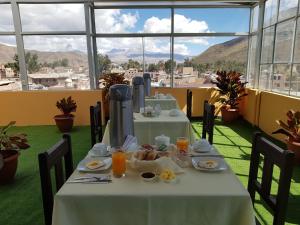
[112,147,126,178]
[176,137,189,154]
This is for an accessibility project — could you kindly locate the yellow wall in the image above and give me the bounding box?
[0,90,102,126]
[1,87,300,143]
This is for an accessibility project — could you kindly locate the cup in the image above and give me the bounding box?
[176,137,189,154]
[112,147,126,178]
[92,143,108,156]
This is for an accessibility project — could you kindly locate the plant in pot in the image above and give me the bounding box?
[54,96,77,132]
[0,121,30,184]
[99,73,129,121]
[273,110,300,164]
[211,71,248,123]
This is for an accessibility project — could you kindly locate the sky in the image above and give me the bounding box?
[0,4,251,57]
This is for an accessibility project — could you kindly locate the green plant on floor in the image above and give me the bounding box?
[273,110,300,143]
[56,96,77,115]
[211,70,248,110]
[100,73,129,99]
[0,121,30,151]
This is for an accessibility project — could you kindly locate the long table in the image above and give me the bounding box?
[102,110,195,145]
[52,158,255,225]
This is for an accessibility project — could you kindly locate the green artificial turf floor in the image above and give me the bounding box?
[0,120,299,225]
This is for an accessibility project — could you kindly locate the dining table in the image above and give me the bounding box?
[52,146,256,225]
[145,95,179,110]
[102,110,195,145]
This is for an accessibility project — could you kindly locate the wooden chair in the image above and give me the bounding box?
[38,134,73,225]
[202,100,215,145]
[248,132,295,225]
[90,101,103,147]
[186,89,192,120]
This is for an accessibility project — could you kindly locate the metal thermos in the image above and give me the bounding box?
[143,73,151,96]
[109,84,134,147]
[132,76,145,113]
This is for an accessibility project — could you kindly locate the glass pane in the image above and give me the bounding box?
[261,26,275,63]
[0,4,14,32]
[278,0,298,21]
[274,20,294,63]
[97,37,143,84]
[95,9,171,33]
[23,36,89,90]
[0,36,21,91]
[251,5,259,32]
[290,64,300,96]
[259,64,272,90]
[144,37,171,87]
[264,0,278,27]
[174,8,250,33]
[272,64,291,93]
[294,18,300,63]
[19,4,85,31]
[173,36,248,87]
[247,35,257,87]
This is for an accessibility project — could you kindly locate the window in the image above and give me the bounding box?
[247,35,257,87]
[259,64,272,90]
[251,6,259,32]
[174,8,250,33]
[274,20,294,63]
[278,0,298,21]
[264,0,278,27]
[261,26,275,63]
[23,36,89,90]
[272,64,291,93]
[19,4,85,31]
[294,18,300,63]
[290,64,300,96]
[95,9,171,33]
[0,4,14,32]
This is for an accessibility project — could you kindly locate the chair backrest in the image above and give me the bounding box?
[202,100,215,145]
[186,89,192,120]
[38,134,73,225]
[90,101,103,147]
[248,132,295,225]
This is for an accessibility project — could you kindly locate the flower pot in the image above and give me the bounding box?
[221,107,239,123]
[0,150,19,184]
[54,114,74,132]
[286,138,300,165]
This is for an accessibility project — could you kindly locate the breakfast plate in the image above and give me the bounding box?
[192,157,227,172]
[77,157,112,172]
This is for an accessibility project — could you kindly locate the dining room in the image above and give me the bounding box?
[0,1,300,225]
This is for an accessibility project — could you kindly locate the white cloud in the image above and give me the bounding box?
[174,14,209,33]
[143,17,171,33]
[0,5,14,32]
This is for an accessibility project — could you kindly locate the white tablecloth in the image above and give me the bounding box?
[145,96,179,110]
[102,110,195,145]
[52,158,255,225]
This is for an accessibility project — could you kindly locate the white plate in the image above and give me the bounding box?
[192,157,227,172]
[77,158,112,172]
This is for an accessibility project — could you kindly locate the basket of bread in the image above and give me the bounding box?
[130,144,171,172]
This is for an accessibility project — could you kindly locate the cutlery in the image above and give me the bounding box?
[188,154,224,158]
[67,179,112,184]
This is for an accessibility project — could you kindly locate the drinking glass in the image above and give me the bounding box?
[112,147,126,178]
[176,137,189,154]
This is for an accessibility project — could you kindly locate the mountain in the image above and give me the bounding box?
[192,37,248,64]
[0,43,88,68]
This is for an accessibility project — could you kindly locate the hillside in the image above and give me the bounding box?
[192,37,248,64]
[0,43,88,67]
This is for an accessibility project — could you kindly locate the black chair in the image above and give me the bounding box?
[90,101,103,147]
[186,89,192,120]
[248,132,295,225]
[201,100,215,145]
[38,134,73,225]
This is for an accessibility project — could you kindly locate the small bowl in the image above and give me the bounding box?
[140,172,157,182]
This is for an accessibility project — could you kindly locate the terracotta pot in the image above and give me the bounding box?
[286,138,300,165]
[221,107,239,123]
[0,150,19,184]
[54,114,74,132]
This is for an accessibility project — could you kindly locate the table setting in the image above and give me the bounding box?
[144,92,179,110]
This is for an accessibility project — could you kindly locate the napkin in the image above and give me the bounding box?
[123,135,138,151]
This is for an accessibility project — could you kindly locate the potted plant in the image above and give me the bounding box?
[0,121,30,184]
[100,73,129,120]
[273,110,300,164]
[54,96,77,132]
[211,71,248,123]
